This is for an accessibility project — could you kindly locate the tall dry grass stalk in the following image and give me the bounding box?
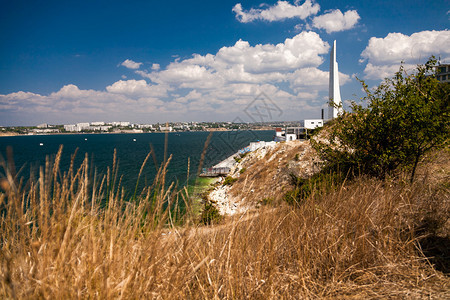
[196,131,213,177]
[0,147,194,298]
[0,146,448,298]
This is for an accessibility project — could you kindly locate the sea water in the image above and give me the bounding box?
[0,130,274,193]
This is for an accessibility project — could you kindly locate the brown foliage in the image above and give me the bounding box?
[0,146,449,298]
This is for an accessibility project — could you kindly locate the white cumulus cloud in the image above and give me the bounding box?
[360,30,450,79]
[216,31,329,73]
[1,31,352,124]
[312,9,360,33]
[106,79,168,98]
[232,0,320,23]
[0,82,169,124]
[120,59,143,70]
[148,31,329,91]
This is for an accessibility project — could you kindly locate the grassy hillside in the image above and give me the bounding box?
[0,142,448,298]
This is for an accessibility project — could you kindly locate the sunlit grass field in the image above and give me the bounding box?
[0,145,448,298]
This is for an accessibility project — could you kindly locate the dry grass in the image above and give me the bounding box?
[229,140,319,206]
[0,145,449,298]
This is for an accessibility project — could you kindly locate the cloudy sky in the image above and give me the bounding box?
[1,0,449,126]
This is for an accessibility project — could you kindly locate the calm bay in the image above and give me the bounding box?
[0,130,274,193]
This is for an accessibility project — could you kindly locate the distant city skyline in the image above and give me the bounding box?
[1,0,449,126]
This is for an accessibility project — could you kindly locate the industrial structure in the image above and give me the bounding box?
[328,40,343,119]
[275,40,343,142]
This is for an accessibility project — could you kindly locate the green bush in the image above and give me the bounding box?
[312,57,449,183]
[200,201,222,225]
[234,156,241,163]
[259,197,274,206]
[283,171,344,205]
[223,176,238,185]
[239,152,249,158]
[239,167,246,174]
[283,189,301,206]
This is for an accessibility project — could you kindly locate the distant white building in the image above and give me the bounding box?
[64,123,91,132]
[137,124,153,129]
[64,124,77,132]
[110,121,130,127]
[160,126,173,132]
[275,128,285,140]
[436,64,450,83]
[274,127,313,142]
[301,119,324,129]
[77,123,90,131]
[285,127,307,141]
[100,126,112,131]
[91,121,105,126]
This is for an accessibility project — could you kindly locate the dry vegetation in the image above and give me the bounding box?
[228,140,319,206]
[0,143,449,298]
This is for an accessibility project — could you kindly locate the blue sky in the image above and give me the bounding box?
[0,0,449,125]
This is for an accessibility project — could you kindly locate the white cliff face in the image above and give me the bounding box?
[207,140,321,216]
[328,40,343,120]
[208,185,236,215]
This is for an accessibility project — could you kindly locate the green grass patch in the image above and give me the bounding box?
[223,176,238,186]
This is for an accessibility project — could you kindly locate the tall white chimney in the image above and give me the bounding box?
[328,40,342,119]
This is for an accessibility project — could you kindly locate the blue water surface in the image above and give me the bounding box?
[0,131,274,192]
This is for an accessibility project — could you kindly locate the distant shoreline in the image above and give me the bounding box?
[0,128,274,138]
[0,132,20,137]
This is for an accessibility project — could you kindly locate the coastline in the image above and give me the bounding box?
[0,132,19,137]
[204,140,320,216]
[0,128,274,138]
[1,131,276,217]
[203,141,279,215]
[186,176,222,216]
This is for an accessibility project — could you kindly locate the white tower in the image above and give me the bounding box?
[328,40,342,119]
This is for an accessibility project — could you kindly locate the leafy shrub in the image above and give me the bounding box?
[239,167,246,174]
[234,156,241,163]
[200,201,222,225]
[283,171,345,205]
[239,152,249,158]
[258,197,274,206]
[283,189,301,206]
[223,176,238,185]
[312,57,449,182]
